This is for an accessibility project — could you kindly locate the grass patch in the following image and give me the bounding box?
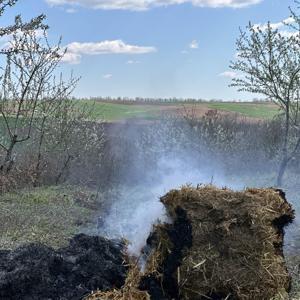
[208,102,280,119]
[78,101,163,121]
[0,185,100,250]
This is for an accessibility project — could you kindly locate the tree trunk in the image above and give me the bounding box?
[276,156,289,186]
[277,105,290,186]
[55,153,73,185]
[33,117,46,187]
[0,135,17,174]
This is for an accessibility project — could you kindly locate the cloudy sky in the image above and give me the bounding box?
[1,0,296,99]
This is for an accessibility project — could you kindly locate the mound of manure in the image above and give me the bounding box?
[0,234,128,300]
[140,186,294,300]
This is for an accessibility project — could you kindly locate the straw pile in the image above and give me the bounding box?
[142,186,294,300]
[84,262,150,300]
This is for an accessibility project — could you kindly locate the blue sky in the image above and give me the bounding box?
[1,0,297,100]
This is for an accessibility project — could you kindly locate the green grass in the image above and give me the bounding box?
[79,100,164,121]
[0,100,281,123]
[207,102,280,119]
[78,100,280,122]
[0,185,100,250]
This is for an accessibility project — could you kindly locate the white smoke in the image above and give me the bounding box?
[100,155,244,255]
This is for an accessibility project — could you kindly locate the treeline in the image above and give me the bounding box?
[76,96,269,105]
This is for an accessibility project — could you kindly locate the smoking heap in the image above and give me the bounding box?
[141,186,294,300]
[89,186,294,300]
[0,186,294,300]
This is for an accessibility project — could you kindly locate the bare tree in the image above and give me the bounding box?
[0,1,50,173]
[32,73,80,185]
[0,20,78,174]
[32,98,103,186]
[0,0,105,189]
[0,1,46,38]
[230,16,300,186]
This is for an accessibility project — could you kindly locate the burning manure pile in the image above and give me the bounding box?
[86,186,294,300]
[0,186,294,300]
[140,186,295,300]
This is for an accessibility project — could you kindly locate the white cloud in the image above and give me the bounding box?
[66,7,77,13]
[61,40,156,64]
[283,17,296,25]
[103,74,113,79]
[0,29,46,50]
[279,30,299,38]
[66,40,156,55]
[46,0,263,11]
[189,39,199,49]
[252,17,300,40]
[61,52,81,64]
[218,71,238,78]
[126,60,141,64]
[253,17,295,32]
[0,29,44,45]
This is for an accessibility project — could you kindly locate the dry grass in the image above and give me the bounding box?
[144,225,172,277]
[0,185,99,250]
[85,261,150,300]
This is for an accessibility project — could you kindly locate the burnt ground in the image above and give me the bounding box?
[0,234,128,300]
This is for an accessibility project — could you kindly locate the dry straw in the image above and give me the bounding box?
[85,185,294,300]
[147,186,294,300]
[84,260,150,300]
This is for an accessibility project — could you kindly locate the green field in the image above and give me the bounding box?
[207,102,280,119]
[79,100,280,122]
[81,101,162,121]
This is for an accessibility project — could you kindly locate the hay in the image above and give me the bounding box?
[85,261,150,300]
[144,186,294,300]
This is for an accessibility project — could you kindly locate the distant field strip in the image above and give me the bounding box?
[207,102,280,119]
[80,101,163,121]
[79,101,280,122]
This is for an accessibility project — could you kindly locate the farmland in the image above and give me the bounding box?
[79,100,280,122]
[1,0,300,298]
